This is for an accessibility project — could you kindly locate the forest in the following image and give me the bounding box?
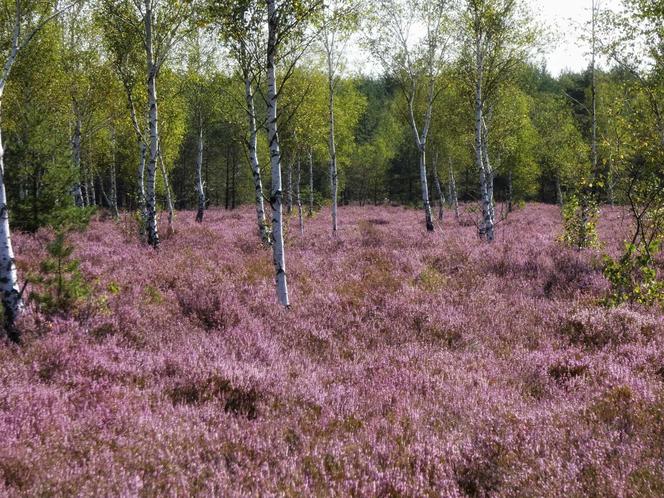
[0,0,663,495]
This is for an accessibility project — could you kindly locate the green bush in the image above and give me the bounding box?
[603,241,663,307]
[560,190,599,250]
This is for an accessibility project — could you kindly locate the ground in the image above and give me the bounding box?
[1,204,663,497]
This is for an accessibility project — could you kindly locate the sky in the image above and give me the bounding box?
[347,0,622,77]
[532,0,620,75]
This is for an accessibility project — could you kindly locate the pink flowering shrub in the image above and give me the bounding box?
[0,203,662,496]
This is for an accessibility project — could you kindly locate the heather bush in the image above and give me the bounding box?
[0,204,663,496]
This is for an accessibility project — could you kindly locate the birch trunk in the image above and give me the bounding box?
[418,144,434,231]
[406,74,435,232]
[124,86,147,226]
[308,148,314,216]
[72,116,84,207]
[138,141,147,232]
[244,73,270,244]
[507,170,513,213]
[195,112,205,223]
[0,31,22,339]
[556,175,563,206]
[110,128,119,218]
[432,153,445,221]
[327,57,338,233]
[449,160,459,220]
[475,42,494,241]
[296,156,303,235]
[89,175,96,206]
[591,0,598,181]
[144,1,160,248]
[158,151,174,233]
[0,123,20,340]
[286,159,293,215]
[267,0,289,307]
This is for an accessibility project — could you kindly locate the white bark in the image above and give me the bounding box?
[125,88,147,224]
[110,127,119,218]
[475,36,494,241]
[158,150,174,233]
[144,1,160,248]
[244,73,270,245]
[195,112,205,223]
[296,155,303,235]
[287,159,293,214]
[0,123,21,339]
[88,174,96,206]
[71,115,84,208]
[0,2,76,337]
[449,159,459,220]
[267,0,289,307]
[308,148,314,216]
[327,52,338,233]
[432,152,445,221]
[417,144,434,231]
[0,20,23,338]
[405,62,435,232]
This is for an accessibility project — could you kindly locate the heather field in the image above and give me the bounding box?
[1,203,664,497]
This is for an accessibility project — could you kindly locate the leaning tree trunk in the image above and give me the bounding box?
[144,3,160,248]
[244,73,270,244]
[432,153,445,221]
[267,0,289,307]
[195,112,205,223]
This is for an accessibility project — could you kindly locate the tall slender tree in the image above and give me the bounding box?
[369,0,453,232]
[460,0,536,241]
[318,0,361,233]
[265,0,321,307]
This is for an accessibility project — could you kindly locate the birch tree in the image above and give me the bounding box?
[265,0,321,307]
[101,0,196,247]
[369,0,453,232]
[214,0,271,244]
[183,32,215,223]
[460,0,536,240]
[0,0,78,339]
[317,0,361,233]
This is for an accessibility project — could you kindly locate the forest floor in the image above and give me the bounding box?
[1,203,663,496]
